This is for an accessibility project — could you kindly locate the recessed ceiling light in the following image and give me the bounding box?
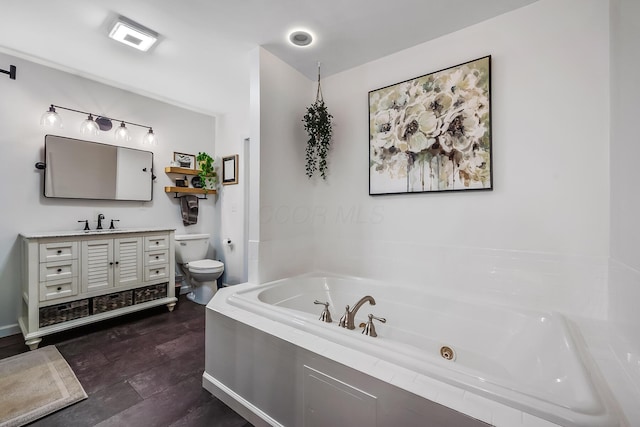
[108,16,159,52]
[288,30,313,47]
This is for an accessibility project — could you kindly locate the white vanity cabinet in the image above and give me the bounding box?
[19,228,177,350]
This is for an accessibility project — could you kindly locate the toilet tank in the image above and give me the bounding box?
[174,234,210,264]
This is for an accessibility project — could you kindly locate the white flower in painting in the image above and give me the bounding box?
[394,97,440,152]
[417,110,439,137]
[464,94,490,121]
[371,109,400,148]
[439,106,486,154]
[430,92,454,116]
[437,66,481,98]
[371,87,409,113]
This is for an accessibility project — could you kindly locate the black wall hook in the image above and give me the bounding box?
[0,65,16,80]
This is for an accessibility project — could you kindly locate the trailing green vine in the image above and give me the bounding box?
[196,151,217,192]
[303,100,332,179]
[302,63,333,179]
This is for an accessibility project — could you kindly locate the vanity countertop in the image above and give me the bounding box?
[20,227,176,239]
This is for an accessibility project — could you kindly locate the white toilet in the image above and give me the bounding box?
[174,234,224,305]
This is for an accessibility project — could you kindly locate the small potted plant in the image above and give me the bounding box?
[196,152,217,191]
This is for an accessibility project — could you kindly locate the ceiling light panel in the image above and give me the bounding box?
[109,17,158,52]
[288,30,314,47]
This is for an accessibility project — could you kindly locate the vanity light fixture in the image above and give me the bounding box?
[40,104,157,145]
[114,122,131,142]
[108,16,158,52]
[40,105,62,128]
[142,128,158,146]
[80,114,99,136]
[95,116,113,131]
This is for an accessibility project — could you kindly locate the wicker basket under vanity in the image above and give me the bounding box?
[39,299,90,327]
[134,283,168,304]
[93,290,133,314]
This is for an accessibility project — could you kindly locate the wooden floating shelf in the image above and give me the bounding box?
[165,166,200,176]
[164,187,217,195]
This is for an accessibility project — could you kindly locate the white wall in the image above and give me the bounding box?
[249,48,316,283]
[309,0,611,317]
[609,0,640,345]
[0,51,216,336]
[214,109,250,285]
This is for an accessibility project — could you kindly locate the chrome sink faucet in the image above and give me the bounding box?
[338,295,376,330]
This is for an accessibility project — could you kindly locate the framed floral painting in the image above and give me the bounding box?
[369,56,492,195]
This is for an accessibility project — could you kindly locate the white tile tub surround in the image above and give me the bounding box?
[313,238,609,319]
[205,274,627,427]
[250,236,315,284]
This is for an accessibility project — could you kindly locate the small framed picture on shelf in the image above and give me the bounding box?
[173,152,195,169]
[222,154,239,185]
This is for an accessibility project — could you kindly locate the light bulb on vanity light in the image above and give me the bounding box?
[80,114,99,136]
[114,121,131,141]
[142,128,158,146]
[40,105,62,128]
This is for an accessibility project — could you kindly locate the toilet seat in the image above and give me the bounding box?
[187,259,224,273]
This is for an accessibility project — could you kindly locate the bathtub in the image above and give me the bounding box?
[204,274,623,427]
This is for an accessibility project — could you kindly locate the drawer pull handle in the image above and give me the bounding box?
[155,256,159,259]
[57,250,62,254]
[156,270,159,274]
[57,287,62,291]
[57,268,62,273]
[110,262,114,266]
[156,241,159,245]
[115,261,119,265]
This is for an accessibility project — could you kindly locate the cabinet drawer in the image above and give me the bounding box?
[144,264,169,282]
[145,249,168,266]
[39,242,78,262]
[39,277,79,302]
[40,259,78,282]
[144,235,169,251]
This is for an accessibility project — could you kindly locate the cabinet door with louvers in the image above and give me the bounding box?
[81,239,114,293]
[113,237,143,287]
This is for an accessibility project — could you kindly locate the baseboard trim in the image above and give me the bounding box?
[202,371,283,427]
[0,323,21,339]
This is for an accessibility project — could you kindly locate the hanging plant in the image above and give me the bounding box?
[302,63,333,179]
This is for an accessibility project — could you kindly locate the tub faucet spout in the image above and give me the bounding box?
[338,295,375,330]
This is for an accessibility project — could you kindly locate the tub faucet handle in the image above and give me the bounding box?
[338,305,350,328]
[313,300,333,323]
[362,314,386,338]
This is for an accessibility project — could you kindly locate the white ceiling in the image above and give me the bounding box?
[0,0,538,115]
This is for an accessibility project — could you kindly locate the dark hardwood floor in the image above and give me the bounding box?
[0,296,253,427]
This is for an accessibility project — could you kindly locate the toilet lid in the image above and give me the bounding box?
[188,259,224,271]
